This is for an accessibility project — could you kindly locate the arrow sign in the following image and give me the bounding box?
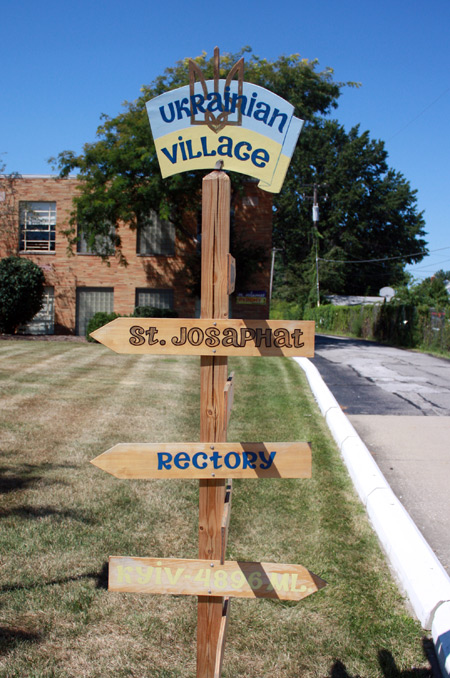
[90,318,315,357]
[109,556,326,601]
[91,442,312,479]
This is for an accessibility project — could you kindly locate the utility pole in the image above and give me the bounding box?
[301,183,327,308]
[312,185,320,307]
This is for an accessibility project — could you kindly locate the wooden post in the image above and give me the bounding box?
[197,169,230,678]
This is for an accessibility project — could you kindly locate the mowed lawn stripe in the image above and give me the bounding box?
[0,341,432,678]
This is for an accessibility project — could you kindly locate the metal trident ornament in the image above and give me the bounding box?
[189,47,244,133]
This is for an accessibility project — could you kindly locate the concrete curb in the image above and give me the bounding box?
[294,356,450,678]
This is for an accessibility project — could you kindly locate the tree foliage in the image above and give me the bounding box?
[0,160,20,256]
[52,48,344,259]
[52,48,427,303]
[0,256,45,333]
[274,121,427,305]
[394,270,450,308]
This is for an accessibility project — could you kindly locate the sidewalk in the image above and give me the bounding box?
[348,415,450,573]
[294,357,450,678]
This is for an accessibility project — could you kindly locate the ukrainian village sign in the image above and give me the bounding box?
[147,50,304,193]
[91,48,325,678]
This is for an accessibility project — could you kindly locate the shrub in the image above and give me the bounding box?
[303,301,450,354]
[132,305,178,318]
[269,299,302,320]
[86,307,178,342]
[86,312,120,341]
[0,256,45,334]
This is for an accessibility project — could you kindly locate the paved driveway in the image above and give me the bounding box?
[310,335,450,572]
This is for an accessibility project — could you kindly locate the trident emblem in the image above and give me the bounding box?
[189,47,244,133]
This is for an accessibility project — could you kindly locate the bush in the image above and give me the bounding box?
[303,301,450,355]
[132,305,178,318]
[86,306,179,342]
[86,312,120,341]
[0,256,45,334]
[269,299,303,319]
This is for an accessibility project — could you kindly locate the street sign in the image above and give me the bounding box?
[145,49,304,194]
[109,556,326,601]
[91,442,312,479]
[90,317,315,357]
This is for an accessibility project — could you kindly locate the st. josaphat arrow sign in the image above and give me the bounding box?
[91,442,312,479]
[90,318,315,357]
[146,51,304,193]
[109,556,326,601]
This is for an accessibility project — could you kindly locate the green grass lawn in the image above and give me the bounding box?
[0,339,434,677]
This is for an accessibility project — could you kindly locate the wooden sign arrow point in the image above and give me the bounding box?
[90,445,124,478]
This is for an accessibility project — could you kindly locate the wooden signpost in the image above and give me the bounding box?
[90,51,325,678]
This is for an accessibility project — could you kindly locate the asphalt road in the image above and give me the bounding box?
[310,335,450,573]
[312,334,450,416]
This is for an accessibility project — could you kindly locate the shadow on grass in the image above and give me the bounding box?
[330,639,438,677]
[0,470,40,494]
[0,505,96,523]
[0,463,73,495]
[0,626,42,656]
[0,561,109,594]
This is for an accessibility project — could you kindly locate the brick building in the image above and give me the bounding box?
[1,175,272,335]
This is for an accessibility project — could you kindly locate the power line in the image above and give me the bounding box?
[387,86,450,141]
[319,245,450,265]
[406,257,450,273]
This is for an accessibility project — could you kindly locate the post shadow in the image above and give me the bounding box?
[0,627,42,656]
[0,561,109,594]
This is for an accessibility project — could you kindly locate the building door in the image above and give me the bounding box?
[76,287,114,337]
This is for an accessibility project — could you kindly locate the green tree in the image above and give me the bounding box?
[273,121,427,306]
[51,48,345,269]
[395,270,450,308]
[51,48,426,303]
[0,256,45,333]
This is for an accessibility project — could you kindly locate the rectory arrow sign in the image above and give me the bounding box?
[91,442,312,479]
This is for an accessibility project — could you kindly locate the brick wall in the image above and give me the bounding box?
[2,175,272,334]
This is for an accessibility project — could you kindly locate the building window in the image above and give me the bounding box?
[19,286,55,335]
[137,211,175,256]
[77,225,115,255]
[135,288,174,311]
[19,201,56,252]
[76,287,114,337]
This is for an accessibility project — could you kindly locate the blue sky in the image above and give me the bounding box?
[2,0,449,281]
